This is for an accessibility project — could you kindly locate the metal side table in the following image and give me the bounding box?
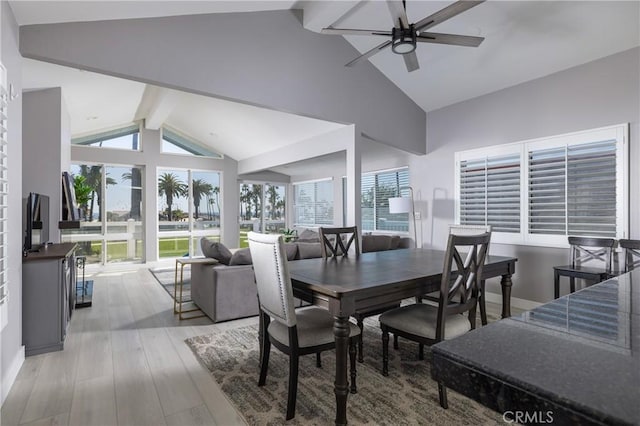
[174,257,218,320]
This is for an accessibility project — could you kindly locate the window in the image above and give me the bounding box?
[459,154,520,233]
[157,168,221,258]
[72,124,140,151]
[161,127,222,158]
[61,163,145,264]
[293,179,333,226]
[455,124,628,246]
[238,183,286,247]
[361,168,409,232]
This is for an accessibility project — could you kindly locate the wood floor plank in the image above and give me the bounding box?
[20,412,69,426]
[164,404,215,426]
[75,330,113,382]
[68,376,117,426]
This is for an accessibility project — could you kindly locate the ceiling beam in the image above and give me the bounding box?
[134,85,180,130]
[302,0,362,33]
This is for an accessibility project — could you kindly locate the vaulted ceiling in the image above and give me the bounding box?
[16,1,640,163]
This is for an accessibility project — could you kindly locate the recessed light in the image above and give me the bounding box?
[86,116,98,121]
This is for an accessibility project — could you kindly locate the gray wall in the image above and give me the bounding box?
[1,1,24,404]
[19,9,426,155]
[414,47,640,303]
[22,88,70,243]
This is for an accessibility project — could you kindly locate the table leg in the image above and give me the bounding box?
[179,263,185,319]
[500,273,513,318]
[333,315,350,426]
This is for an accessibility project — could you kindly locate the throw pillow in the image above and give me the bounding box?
[229,248,252,265]
[390,235,401,250]
[284,243,299,261]
[200,238,232,265]
[297,228,320,243]
[297,242,323,259]
[362,235,391,253]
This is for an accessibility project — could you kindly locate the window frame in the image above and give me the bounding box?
[72,123,141,151]
[454,124,628,248]
[161,126,223,159]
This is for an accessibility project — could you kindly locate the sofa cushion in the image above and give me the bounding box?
[297,229,320,243]
[297,242,323,259]
[284,243,299,261]
[229,248,252,265]
[390,235,401,250]
[362,235,392,253]
[201,238,232,265]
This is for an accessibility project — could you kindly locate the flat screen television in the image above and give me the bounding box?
[24,192,50,252]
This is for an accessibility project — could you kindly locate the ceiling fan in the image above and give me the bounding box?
[322,0,486,72]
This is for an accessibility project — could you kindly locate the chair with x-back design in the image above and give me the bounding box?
[553,236,617,299]
[619,239,640,273]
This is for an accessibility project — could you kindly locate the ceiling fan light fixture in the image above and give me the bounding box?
[391,25,416,55]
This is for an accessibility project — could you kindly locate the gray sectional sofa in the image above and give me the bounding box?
[190,232,412,323]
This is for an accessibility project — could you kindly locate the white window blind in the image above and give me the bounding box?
[459,154,520,233]
[529,140,617,237]
[456,124,627,246]
[293,179,333,226]
[361,168,409,232]
[0,63,9,322]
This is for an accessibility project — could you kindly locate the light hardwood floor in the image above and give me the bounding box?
[1,266,518,426]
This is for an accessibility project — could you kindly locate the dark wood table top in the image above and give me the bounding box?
[23,243,77,262]
[288,248,516,299]
[432,270,639,425]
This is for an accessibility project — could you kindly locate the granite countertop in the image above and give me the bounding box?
[432,270,640,425]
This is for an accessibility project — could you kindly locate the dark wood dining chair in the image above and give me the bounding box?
[379,232,490,409]
[319,226,360,258]
[619,239,640,272]
[553,236,617,299]
[319,226,400,363]
[247,232,360,420]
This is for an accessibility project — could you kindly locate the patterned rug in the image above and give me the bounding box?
[150,268,190,302]
[186,319,502,425]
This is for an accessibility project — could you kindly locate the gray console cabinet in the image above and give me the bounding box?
[22,243,76,356]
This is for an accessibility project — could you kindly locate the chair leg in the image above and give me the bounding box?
[258,338,271,386]
[554,270,560,299]
[393,334,399,350]
[316,352,322,368]
[357,317,364,363]
[286,354,299,420]
[349,339,357,394]
[469,301,477,330]
[570,276,576,294]
[438,383,449,409]
[418,343,424,360]
[479,280,488,326]
[382,328,389,376]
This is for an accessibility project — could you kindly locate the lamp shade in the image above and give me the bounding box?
[388,197,412,214]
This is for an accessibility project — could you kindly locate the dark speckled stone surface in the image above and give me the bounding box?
[432,270,640,425]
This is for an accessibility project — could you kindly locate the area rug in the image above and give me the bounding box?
[150,268,190,302]
[186,320,503,425]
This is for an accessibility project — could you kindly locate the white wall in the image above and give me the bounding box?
[1,0,24,405]
[416,47,640,303]
[70,126,239,258]
[22,88,70,243]
[19,10,426,155]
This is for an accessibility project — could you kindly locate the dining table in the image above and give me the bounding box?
[287,247,518,425]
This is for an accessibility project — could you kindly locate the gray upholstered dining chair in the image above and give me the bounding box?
[379,232,490,409]
[247,232,360,420]
[319,226,400,363]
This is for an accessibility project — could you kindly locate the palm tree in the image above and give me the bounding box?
[158,173,186,221]
[266,185,280,220]
[121,168,142,220]
[251,184,262,219]
[240,184,251,220]
[191,179,213,219]
[211,186,220,219]
[79,165,115,221]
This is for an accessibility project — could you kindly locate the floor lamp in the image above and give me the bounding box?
[389,187,418,248]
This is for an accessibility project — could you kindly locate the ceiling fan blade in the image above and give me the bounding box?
[386,0,410,29]
[346,40,393,67]
[417,32,484,47]
[414,0,485,32]
[403,51,420,72]
[321,28,392,37]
